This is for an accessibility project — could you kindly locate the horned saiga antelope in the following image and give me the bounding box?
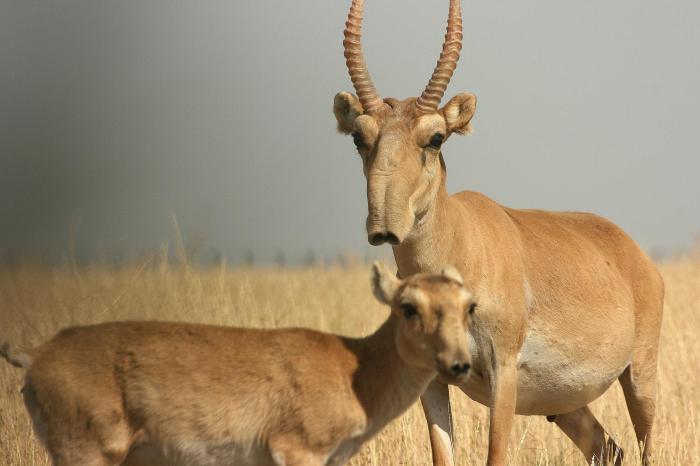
[333,1,664,465]
[1,264,476,466]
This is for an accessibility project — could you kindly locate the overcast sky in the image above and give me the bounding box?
[1,0,699,264]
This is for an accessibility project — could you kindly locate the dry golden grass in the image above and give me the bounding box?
[0,257,698,465]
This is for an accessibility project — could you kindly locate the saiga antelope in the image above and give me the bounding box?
[1,264,476,466]
[333,1,664,465]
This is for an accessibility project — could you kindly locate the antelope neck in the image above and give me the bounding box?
[393,177,462,277]
[344,316,435,434]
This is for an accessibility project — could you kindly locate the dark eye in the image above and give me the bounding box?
[468,302,477,315]
[401,303,418,319]
[428,133,445,149]
[351,132,366,150]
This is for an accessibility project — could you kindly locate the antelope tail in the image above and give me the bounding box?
[0,341,32,369]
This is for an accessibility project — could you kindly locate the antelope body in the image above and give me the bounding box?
[1,264,476,466]
[333,1,664,465]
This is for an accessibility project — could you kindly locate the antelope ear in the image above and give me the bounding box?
[441,93,476,135]
[441,265,464,285]
[370,262,400,305]
[333,92,364,134]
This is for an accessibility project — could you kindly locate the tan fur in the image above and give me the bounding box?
[2,265,476,466]
[334,94,664,466]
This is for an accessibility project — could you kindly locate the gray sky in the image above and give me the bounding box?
[1,0,699,264]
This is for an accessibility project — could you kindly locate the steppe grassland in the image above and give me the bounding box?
[0,258,698,465]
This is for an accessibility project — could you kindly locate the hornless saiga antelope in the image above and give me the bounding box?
[1,264,477,466]
[332,1,664,465]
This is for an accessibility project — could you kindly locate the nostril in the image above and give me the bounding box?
[369,233,387,246]
[385,232,400,245]
[451,362,470,375]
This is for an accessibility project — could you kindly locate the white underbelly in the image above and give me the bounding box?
[462,326,634,415]
[514,333,631,415]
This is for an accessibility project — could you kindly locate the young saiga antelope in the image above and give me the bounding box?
[1,263,475,466]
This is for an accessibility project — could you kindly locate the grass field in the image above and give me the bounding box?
[0,257,698,465]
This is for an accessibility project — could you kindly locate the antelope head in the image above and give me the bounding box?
[334,0,476,246]
[371,262,475,382]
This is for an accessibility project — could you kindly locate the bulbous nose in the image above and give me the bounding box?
[368,231,400,246]
[450,361,471,376]
[437,353,471,381]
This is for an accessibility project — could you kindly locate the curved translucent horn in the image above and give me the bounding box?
[343,0,384,113]
[415,0,463,114]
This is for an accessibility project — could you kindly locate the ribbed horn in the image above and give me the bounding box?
[343,0,384,114]
[415,0,463,114]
